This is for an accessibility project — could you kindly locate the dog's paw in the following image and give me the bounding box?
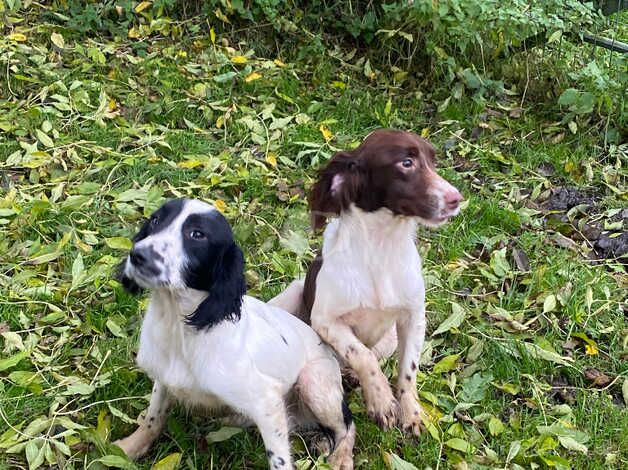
[329,450,354,470]
[365,390,400,430]
[114,434,150,460]
[398,398,424,437]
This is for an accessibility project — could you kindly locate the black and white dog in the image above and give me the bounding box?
[115,198,354,470]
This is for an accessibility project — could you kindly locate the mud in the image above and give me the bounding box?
[541,186,626,262]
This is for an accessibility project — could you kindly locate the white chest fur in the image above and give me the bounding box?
[317,207,425,346]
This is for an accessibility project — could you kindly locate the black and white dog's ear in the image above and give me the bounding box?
[115,259,143,295]
[186,243,247,330]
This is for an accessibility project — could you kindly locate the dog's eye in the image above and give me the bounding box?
[190,230,205,240]
[400,158,414,169]
[150,216,159,226]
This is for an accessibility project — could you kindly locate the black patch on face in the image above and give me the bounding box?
[133,198,185,242]
[182,209,247,330]
[115,199,185,294]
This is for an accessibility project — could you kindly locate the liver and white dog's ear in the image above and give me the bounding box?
[186,243,247,330]
[308,151,363,230]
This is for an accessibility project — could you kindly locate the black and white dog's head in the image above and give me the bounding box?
[119,198,246,329]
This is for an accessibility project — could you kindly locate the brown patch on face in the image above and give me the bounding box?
[308,129,447,230]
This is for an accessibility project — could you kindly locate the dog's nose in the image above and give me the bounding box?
[130,247,149,267]
[444,189,463,211]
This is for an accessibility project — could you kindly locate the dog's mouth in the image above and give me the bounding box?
[125,261,164,288]
[416,208,460,227]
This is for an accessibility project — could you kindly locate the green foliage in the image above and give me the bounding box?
[0,2,626,470]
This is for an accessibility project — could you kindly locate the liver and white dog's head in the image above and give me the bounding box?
[309,129,463,228]
[119,198,246,329]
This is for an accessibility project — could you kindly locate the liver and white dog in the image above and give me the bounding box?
[271,130,462,435]
[115,198,354,470]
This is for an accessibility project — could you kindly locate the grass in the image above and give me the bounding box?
[0,6,626,470]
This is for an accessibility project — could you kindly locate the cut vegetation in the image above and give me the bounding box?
[0,2,626,469]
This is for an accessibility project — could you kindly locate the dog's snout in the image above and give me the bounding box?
[444,189,462,211]
[130,247,149,267]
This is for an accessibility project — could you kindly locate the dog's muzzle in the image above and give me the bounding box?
[129,246,162,278]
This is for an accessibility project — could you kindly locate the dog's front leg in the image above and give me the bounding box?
[311,314,399,429]
[115,381,170,459]
[249,395,293,470]
[395,303,426,436]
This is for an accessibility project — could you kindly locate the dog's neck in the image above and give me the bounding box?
[331,205,418,248]
[151,288,208,318]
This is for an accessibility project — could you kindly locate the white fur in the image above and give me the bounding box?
[115,200,355,470]
[271,206,428,434]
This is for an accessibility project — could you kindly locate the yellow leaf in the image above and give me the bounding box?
[128,27,140,39]
[210,27,216,44]
[265,153,277,167]
[214,199,227,213]
[319,124,333,142]
[135,1,152,13]
[421,128,430,138]
[231,55,248,64]
[216,115,225,128]
[585,344,598,355]
[7,33,27,42]
[245,72,262,82]
[331,81,346,89]
[273,59,286,67]
[151,452,181,470]
[177,159,205,169]
[108,99,117,112]
[214,8,231,24]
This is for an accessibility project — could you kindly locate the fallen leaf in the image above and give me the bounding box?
[151,452,181,470]
[7,33,27,42]
[50,32,65,50]
[231,55,248,64]
[319,124,333,142]
[245,72,262,82]
[206,426,242,443]
[431,302,465,336]
[135,1,152,13]
[584,368,612,387]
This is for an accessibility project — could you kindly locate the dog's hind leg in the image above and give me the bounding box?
[297,358,355,470]
[114,381,170,459]
[268,280,306,321]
